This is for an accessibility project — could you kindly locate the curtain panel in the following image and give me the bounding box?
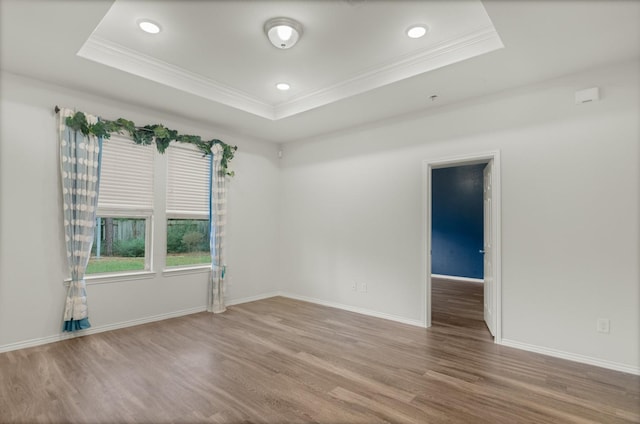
[208,144,227,313]
[58,108,102,331]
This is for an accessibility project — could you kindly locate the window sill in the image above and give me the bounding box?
[162,265,211,277]
[64,271,156,286]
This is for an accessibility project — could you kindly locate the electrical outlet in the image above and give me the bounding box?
[597,318,610,334]
[360,282,367,292]
[351,281,357,291]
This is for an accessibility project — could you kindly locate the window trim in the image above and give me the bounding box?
[166,211,209,220]
[162,266,210,278]
[81,271,156,285]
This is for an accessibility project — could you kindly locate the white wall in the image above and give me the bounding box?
[279,60,639,371]
[2,60,638,373]
[0,72,281,349]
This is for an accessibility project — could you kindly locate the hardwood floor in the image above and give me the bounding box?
[1,280,638,423]
[432,277,492,340]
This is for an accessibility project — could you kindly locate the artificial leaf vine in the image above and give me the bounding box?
[65,111,237,176]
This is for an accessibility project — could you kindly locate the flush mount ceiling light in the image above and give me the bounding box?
[138,20,161,34]
[264,17,302,49]
[276,82,291,91]
[406,25,428,39]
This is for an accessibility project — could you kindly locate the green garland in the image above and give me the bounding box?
[65,111,237,176]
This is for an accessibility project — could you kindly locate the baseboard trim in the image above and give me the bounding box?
[279,292,426,328]
[0,292,424,353]
[500,338,639,376]
[0,306,207,354]
[0,292,288,353]
[432,274,484,283]
[8,296,635,377]
[226,291,282,306]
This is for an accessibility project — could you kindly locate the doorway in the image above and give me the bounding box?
[422,151,502,343]
[431,164,485,281]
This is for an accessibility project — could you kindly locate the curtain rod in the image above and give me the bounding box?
[54,105,60,113]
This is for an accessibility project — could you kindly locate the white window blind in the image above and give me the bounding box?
[167,144,210,214]
[97,136,154,211]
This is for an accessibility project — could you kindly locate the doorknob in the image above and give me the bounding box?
[479,250,485,254]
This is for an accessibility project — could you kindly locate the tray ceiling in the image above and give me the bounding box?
[78,1,503,120]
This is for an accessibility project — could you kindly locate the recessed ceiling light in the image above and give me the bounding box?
[406,25,427,39]
[276,82,291,91]
[138,20,161,34]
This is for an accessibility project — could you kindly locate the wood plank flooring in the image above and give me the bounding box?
[1,279,638,423]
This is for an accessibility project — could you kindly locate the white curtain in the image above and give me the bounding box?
[58,108,101,331]
[208,144,227,313]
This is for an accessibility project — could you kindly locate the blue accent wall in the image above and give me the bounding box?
[432,164,485,279]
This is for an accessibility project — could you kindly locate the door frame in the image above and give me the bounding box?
[421,150,502,343]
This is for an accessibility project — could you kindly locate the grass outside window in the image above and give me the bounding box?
[166,218,210,268]
[85,217,211,275]
[87,217,148,275]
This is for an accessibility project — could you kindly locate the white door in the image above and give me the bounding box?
[483,161,495,336]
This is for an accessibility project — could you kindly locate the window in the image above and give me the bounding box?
[166,219,210,267]
[166,144,211,268]
[88,217,147,274]
[87,136,154,275]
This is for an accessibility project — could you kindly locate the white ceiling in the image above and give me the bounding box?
[1,0,639,143]
[78,1,502,120]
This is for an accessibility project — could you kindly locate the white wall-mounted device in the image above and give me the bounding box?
[575,87,600,104]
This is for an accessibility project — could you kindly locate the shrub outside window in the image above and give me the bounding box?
[87,216,150,274]
[166,218,210,267]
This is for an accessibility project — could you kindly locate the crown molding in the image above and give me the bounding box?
[78,36,274,119]
[78,26,502,121]
[274,25,503,119]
